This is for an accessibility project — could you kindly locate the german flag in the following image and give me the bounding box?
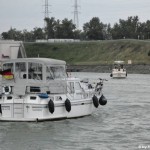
[1,69,14,80]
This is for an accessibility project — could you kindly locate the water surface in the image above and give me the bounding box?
[0,73,150,150]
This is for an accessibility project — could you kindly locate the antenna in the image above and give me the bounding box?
[73,0,80,29]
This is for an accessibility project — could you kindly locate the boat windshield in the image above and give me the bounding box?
[114,64,124,69]
[28,62,42,80]
[46,66,67,80]
[3,63,13,72]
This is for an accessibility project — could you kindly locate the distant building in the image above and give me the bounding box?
[128,60,132,64]
[36,39,80,43]
[0,40,27,61]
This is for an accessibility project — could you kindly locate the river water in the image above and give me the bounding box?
[0,73,150,150]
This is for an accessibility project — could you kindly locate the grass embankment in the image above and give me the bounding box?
[24,40,150,65]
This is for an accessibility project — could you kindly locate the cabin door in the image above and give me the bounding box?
[67,82,75,99]
[74,82,83,99]
[67,82,83,100]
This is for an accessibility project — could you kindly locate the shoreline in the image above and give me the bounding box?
[67,64,150,74]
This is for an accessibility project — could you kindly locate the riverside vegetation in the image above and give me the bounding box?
[24,40,150,74]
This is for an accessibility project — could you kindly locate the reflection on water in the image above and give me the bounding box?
[0,73,150,150]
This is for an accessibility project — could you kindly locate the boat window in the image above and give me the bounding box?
[120,64,123,69]
[15,62,27,79]
[30,96,37,100]
[46,66,54,80]
[67,82,74,94]
[15,62,26,72]
[3,63,13,73]
[7,96,12,100]
[75,82,82,91]
[49,66,67,79]
[30,87,41,93]
[28,62,42,80]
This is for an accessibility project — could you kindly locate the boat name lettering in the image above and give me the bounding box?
[32,108,42,111]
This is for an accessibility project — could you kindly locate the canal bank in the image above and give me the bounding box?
[67,64,150,74]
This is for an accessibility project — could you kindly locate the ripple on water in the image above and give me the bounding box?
[0,73,150,150]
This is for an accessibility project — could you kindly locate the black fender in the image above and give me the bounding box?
[99,95,107,106]
[48,99,55,114]
[65,99,71,112]
[92,95,99,108]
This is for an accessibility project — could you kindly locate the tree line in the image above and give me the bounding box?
[1,16,150,41]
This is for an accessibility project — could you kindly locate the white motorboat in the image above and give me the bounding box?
[0,58,107,122]
[110,61,127,78]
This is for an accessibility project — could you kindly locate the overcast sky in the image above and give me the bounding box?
[0,0,150,34]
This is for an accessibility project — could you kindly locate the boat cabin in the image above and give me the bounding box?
[0,58,67,95]
[1,58,67,80]
[113,61,125,70]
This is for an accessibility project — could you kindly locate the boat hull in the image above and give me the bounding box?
[112,72,127,78]
[0,99,96,122]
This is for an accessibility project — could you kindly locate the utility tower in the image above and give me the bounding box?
[44,0,50,39]
[44,0,50,19]
[73,0,79,29]
[44,0,51,28]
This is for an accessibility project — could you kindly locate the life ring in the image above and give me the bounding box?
[99,95,107,106]
[92,95,99,108]
[65,99,71,112]
[48,99,55,114]
[3,86,11,95]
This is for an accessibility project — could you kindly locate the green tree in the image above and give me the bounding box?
[23,29,34,42]
[111,16,140,39]
[73,29,81,39]
[1,32,9,39]
[111,23,123,39]
[44,17,56,39]
[54,18,77,39]
[54,19,63,38]
[139,20,150,39]
[61,18,76,39]
[83,17,105,40]
[1,28,22,40]
[145,20,150,39]
[33,27,45,40]
[105,23,112,40]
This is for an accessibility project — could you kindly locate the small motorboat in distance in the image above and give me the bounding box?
[0,58,107,122]
[110,61,127,78]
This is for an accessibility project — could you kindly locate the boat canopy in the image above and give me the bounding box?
[1,57,67,82]
[1,58,66,66]
[0,58,67,95]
